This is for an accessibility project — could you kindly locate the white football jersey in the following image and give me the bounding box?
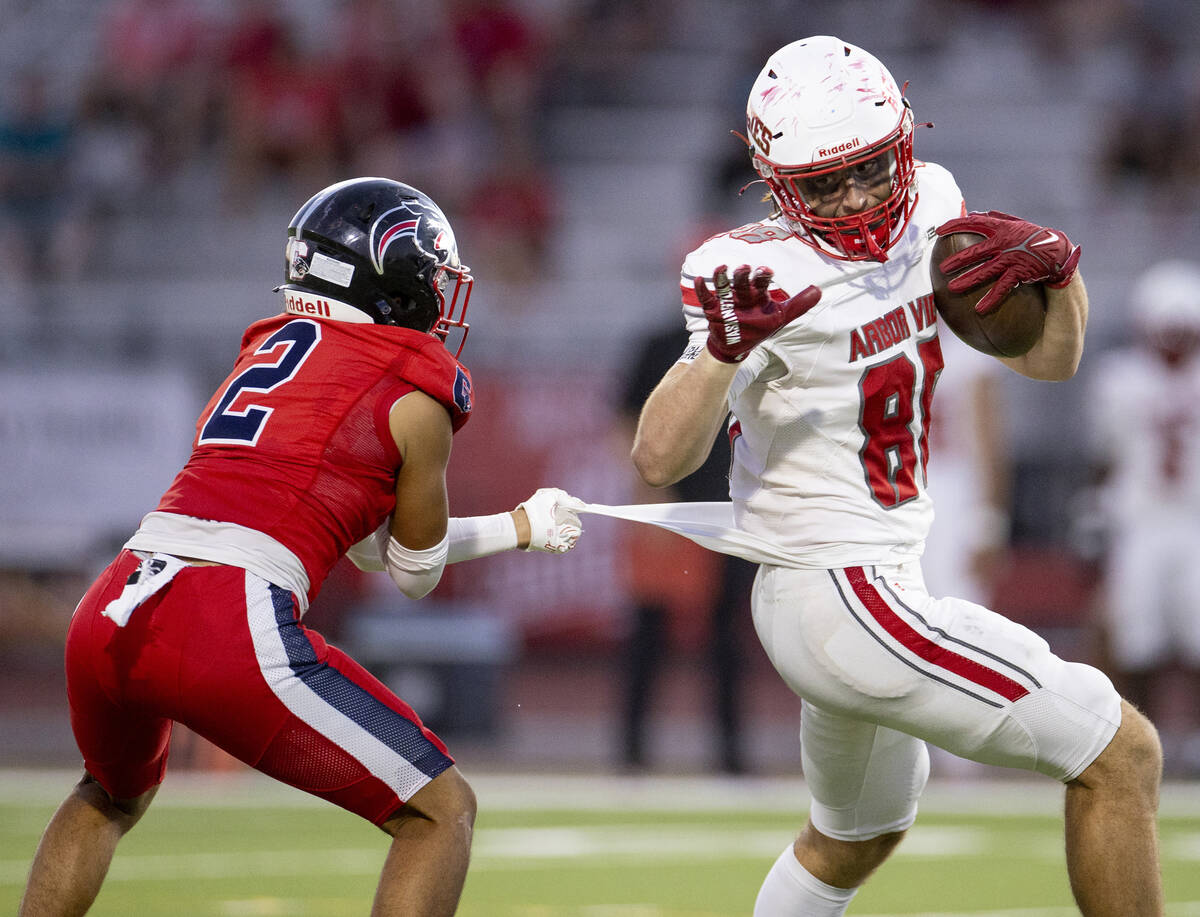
[677,162,965,568]
[1088,344,1200,669]
[1088,345,1200,520]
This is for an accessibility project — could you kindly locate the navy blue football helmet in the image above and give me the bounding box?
[280,178,473,352]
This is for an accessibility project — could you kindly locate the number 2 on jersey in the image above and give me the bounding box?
[858,336,943,508]
[199,320,321,446]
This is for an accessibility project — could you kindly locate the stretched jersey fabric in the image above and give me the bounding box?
[678,162,965,569]
[141,314,473,605]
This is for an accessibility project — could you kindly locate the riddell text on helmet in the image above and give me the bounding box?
[283,291,373,324]
[817,138,863,158]
[285,292,332,318]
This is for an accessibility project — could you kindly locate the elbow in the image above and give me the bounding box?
[1029,354,1082,382]
[398,581,437,600]
[630,442,682,489]
[1019,367,1075,383]
[638,467,678,490]
[1047,343,1084,381]
[385,536,447,599]
[1009,339,1083,382]
[1050,364,1080,382]
[389,568,442,600]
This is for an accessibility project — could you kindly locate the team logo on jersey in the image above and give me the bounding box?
[453,366,473,415]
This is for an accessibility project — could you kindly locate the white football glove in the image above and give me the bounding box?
[519,487,584,553]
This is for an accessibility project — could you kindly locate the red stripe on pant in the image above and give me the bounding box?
[845,566,1030,702]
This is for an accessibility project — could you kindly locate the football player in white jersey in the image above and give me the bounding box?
[1088,259,1200,772]
[631,36,1163,917]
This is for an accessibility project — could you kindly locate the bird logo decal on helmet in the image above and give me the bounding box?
[369,205,422,276]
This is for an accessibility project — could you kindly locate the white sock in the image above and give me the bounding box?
[753,845,858,916]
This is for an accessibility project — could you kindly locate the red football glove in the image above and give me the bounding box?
[695,264,821,363]
[935,210,1081,315]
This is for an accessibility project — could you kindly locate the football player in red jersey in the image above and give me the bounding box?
[629,37,1161,917]
[19,178,584,917]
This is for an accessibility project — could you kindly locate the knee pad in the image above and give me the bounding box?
[806,720,929,842]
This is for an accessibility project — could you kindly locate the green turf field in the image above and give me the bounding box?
[2,772,1198,915]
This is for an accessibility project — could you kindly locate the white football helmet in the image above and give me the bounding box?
[746,36,916,262]
[1132,259,1200,352]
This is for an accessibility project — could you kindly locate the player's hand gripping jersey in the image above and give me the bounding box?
[679,163,964,568]
[128,314,472,608]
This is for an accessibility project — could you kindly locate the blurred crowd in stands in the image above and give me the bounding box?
[3,0,1200,776]
[0,0,571,290]
[3,0,1199,292]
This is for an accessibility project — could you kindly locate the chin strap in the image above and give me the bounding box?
[858,219,890,261]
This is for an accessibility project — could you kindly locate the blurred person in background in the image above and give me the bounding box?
[83,0,212,177]
[1086,258,1200,776]
[447,0,542,144]
[630,36,1162,917]
[18,177,583,917]
[461,134,558,287]
[219,15,341,207]
[549,0,672,105]
[329,0,471,196]
[0,69,77,286]
[618,321,756,775]
[1099,18,1200,211]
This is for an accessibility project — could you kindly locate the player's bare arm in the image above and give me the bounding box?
[389,389,455,549]
[999,272,1088,381]
[632,354,741,487]
[386,390,581,562]
[935,210,1085,382]
[633,264,821,488]
[377,389,456,599]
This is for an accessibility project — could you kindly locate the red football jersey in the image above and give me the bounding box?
[155,315,473,599]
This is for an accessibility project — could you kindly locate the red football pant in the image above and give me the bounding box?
[66,550,453,825]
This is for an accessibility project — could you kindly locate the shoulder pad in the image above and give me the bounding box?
[390,332,474,432]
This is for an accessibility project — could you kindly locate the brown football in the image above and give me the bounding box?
[930,232,1046,357]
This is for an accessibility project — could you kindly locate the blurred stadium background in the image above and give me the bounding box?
[2,0,1200,912]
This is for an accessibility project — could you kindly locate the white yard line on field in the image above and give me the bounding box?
[6,768,1200,816]
[856,906,1200,917]
[0,848,384,885]
[0,824,1045,886]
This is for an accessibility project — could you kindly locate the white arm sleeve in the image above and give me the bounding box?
[446,513,519,564]
[385,534,448,599]
[361,512,516,595]
[345,522,388,572]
